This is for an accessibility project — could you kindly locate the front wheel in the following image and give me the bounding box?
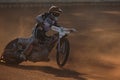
[56,38,70,67]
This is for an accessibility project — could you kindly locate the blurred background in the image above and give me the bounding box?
[0,0,120,80]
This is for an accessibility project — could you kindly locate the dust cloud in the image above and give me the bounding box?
[0,3,120,80]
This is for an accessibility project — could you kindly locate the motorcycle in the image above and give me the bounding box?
[0,26,76,67]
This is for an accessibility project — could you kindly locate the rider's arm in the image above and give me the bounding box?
[36,14,44,23]
[36,15,45,29]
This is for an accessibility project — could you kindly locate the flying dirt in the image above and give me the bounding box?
[0,3,120,80]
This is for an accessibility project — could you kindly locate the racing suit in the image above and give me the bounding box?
[34,12,59,41]
[20,12,59,61]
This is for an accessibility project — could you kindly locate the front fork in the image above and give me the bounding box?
[57,34,67,54]
[57,37,61,53]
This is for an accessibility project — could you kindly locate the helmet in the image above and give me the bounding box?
[48,6,63,17]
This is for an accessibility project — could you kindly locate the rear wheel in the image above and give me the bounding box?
[1,38,23,65]
[56,38,70,67]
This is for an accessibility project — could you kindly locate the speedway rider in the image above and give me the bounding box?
[20,6,63,61]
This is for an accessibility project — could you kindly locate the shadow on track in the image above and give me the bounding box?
[0,62,87,80]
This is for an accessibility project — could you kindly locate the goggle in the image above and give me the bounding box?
[52,12,60,17]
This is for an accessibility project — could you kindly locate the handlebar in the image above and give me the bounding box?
[51,26,77,38]
[51,26,77,33]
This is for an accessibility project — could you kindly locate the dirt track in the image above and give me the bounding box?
[0,3,120,80]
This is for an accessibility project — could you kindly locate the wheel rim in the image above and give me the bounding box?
[58,41,67,65]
